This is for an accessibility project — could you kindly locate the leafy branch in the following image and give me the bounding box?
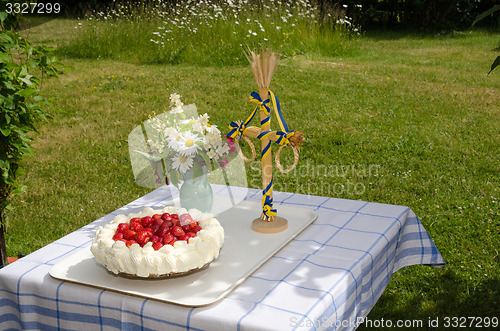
[0,8,64,214]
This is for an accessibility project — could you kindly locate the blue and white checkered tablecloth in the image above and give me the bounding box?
[0,185,445,330]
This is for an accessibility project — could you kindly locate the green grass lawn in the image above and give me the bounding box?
[5,18,499,326]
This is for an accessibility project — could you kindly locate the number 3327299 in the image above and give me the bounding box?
[5,3,61,14]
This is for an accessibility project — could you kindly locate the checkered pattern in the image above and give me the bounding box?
[0,185,444,330]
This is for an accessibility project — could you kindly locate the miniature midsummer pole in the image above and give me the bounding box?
[228,48,304,233]
[248,49,288,232]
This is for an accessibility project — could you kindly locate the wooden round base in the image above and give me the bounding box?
[252,216,288,234]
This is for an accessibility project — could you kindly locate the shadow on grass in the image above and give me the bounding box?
[358,267,499,330]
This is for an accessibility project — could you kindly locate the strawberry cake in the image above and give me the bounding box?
[90,207,224,278]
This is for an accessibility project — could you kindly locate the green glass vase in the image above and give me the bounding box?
[179,169,213,212]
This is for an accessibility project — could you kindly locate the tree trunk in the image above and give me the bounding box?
[0,212,7,268]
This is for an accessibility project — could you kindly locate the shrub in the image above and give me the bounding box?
[0,4,63,264]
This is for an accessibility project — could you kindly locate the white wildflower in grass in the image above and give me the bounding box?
[75,0,359,67]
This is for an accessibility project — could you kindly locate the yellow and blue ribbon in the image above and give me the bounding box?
[262,179,277,218]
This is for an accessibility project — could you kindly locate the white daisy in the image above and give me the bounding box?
[167,129,183,151]
[177,131,202,156]
[171,154,193,173]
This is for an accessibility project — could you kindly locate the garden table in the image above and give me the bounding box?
[0,185,444,330]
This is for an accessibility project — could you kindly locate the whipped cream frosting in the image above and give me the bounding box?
[90,206,224,277]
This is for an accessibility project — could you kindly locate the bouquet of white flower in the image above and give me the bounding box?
[136,93,236,187]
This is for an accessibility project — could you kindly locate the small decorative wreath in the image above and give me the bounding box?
[236,135,256,162]
[275,145,299,174]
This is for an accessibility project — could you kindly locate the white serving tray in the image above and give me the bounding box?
[50,199,317,307]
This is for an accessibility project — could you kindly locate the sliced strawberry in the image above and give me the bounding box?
[152,218,164,228]
[116,223,129,233]
[172,226,185,238]
[112,232,124,241]
[130,222,143,232]
[152,214,162,220]
[126,240,138,247]
[182,224,191,233]
[152,242,164,251]
[161,213,171,221]
[149,235,161,243]
[135,230,151,246]
[163,233,174,245]
[123,229,136,240]
[192,225,202,233]
[130,217,141,224]
[150,224,161,234]
[156,225,171,238]
[141,216,153,228]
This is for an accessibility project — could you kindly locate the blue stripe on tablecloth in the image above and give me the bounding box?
[55,281,64,330]
[97,290,105,331]
[140,299,148,330]
[417,218,426,264]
